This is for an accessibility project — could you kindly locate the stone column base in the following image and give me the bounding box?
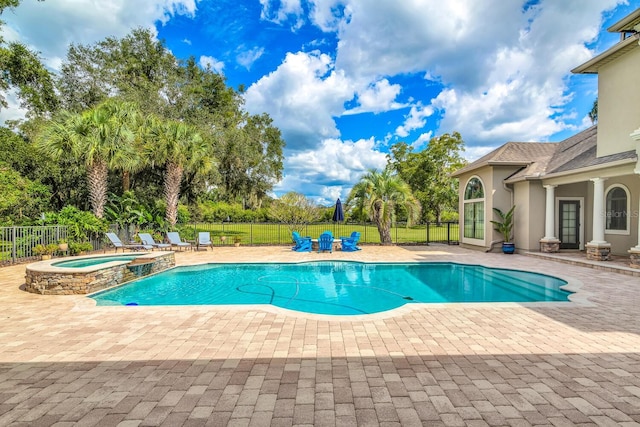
[586,242,611,261]
[539,238,560,253]
[628,248,640,269]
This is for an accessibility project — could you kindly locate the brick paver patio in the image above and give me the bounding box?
[1,245,639,426]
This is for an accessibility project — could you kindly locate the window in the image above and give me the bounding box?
[463,177,484,240]
[605,185,629,233]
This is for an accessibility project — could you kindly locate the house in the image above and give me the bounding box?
[452,8,640,265]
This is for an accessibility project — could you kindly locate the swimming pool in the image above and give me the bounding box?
[91,261,571,315]
[53,255,141,268]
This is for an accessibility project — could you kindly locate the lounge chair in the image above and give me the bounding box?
[292,232,312,252]
[341,231,361,252]
[105,232,152,252]
[318,231,334,253]
[138,233,171,251]
[166,232,192,251]
[197,232,214,250]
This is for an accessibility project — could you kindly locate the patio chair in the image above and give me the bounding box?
[197,232,214,250]
[105,232,152,253]
[341,231,361,252]
[292,231,311,250]
[292,232,312,252]
[318,231,334,253]
[166,232,193,251]
[138,233,171,251]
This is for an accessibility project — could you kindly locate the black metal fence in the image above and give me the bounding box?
[0,226,68,265]
[173,221,459,247]
[1,222,459,265]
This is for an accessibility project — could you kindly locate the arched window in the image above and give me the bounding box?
[463,177,484,240]
[605,184,629,233]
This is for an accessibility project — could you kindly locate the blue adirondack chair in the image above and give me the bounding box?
[317,231,334,253]
[292,231,312,252]
[341,231,361,252]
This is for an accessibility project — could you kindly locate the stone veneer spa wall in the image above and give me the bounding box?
[25,252,175,295]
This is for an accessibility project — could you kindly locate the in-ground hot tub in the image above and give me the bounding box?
[25,251,175,295]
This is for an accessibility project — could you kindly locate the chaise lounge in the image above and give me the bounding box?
[138,233,171,251]
[105,232,152,252]
[197,232,214,250]
[167,232,192,251]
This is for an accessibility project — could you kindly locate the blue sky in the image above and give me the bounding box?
[2,0,638,205]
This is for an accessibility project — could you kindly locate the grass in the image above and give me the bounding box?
[177,222,459,246]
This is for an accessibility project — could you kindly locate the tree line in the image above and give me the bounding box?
[0,8,285,228]
[0,1,467,246]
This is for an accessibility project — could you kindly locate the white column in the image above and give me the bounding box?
[543,185,557,240]
[631,128,640,249]
[589,177,607,245]
[634,192,640,250]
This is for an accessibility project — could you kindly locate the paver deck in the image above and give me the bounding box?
[1,245,640,426]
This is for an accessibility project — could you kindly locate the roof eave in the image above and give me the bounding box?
[504,173,544,184]
[572,35,639,74]
[487,161,533,167]
[607,8,640,32]
[542,157,637,180]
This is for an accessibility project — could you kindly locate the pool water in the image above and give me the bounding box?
[91,262,571,315]
[53,255,140,268]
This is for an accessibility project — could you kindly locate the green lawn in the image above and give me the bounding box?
[177,222,459,246]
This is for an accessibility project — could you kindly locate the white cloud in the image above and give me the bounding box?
[412,131,433,150]
[2,0,198,71]
[428,0,621,146]
[463,145,499,162]
[237,47,265,70]
[325,0,624,147]
[0,89,29,125]
[259,0,305,30]
[274,137,387,203]
[344,79,404,115]
[199,55,225,73]
[243,51,353,150]
[395,103,434,138]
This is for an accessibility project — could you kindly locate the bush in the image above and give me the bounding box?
[196,201,268,223]
[33,243,59,256]
[42,206,107,241]
[440,211,459,222]
[69,241,93,255]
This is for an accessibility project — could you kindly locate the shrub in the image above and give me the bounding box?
[69,241,93,255]
[42,206,107,242]
[33,243,59,256]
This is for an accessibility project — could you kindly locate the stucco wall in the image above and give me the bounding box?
[457,167,492,247]
[457,166,524,249]
[603,176,640,255]
[597,47,640,157]
[513,180,546,251]
[555,182,590,249]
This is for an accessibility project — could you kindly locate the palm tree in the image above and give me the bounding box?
[147,118,212,227]
[36,99,140,218]
[347,168,421,245]
[589,98,598,124]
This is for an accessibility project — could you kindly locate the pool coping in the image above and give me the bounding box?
[27,251,167,273]
[80,259,593,321]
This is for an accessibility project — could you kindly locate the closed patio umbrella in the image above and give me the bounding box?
[332,198,344,222]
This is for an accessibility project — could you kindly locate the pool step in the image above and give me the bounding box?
[463,266,568,301]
